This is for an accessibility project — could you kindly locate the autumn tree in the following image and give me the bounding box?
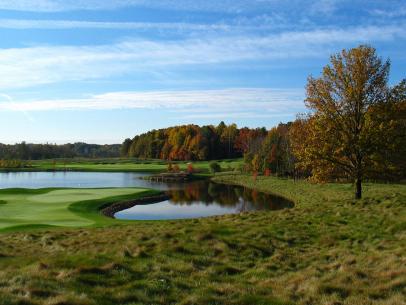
[121,138,132,157]
[219,123,238,158]
[260,124,294,176]
[234,128,266,154]
[366,79,406,180]
[296,45,392,199]
[124,123,257,161]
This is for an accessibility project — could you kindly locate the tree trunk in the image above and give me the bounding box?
[355,177,362,199]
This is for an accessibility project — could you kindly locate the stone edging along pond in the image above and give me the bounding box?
[101,193,170,218]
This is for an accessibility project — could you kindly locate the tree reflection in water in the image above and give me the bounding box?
[167,181,293,211]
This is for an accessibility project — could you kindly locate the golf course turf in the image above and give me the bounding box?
[1,158,243,173]
[0,174,404,305]
[0,188,159,232]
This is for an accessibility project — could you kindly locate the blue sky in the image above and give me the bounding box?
[0,0,405,144]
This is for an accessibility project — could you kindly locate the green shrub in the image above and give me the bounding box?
[209,161,222,174]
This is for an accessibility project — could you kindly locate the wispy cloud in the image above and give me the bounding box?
[0,0,128,12]
[0,19,230,31]
[0,0,313,13]
[309,0,340,15]
[0,24,403,90]
[0,93,35,122]
[0,15,309,34]
[369,7,406,18]
[0,0,264,12]
[0,17,297,32]
[0,0,387,14]
[0,89,304,116]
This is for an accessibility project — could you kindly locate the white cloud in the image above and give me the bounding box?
[0,0,383,14]
[0,24,403,90]
[369,7,406,18]
[309,0,340,15]
[0,19,230,31]
[0,0,298,13]
[0,17,295,31]
[0,0,129,12]
[0,88,304,114]
[0,0,252,12]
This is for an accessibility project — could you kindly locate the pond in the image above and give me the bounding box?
[0,172,293,220]
[0,171,169,190]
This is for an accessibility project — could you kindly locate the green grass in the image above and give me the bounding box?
[0,174,404,304]
[5,158,243,173]
[0,188,158,232]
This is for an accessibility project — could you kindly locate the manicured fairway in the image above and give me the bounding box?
[0,188,149,231]
[19,158,243,173]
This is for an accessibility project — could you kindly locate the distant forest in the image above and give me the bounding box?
[0,142,121,160]
[121,122,269,161]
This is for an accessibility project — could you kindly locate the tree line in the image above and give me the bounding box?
[0,142,121,160]
[121,123,268,161]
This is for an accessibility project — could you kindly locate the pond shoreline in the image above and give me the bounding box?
[0,171,293,221]
[101,193,171,218]
[212,175,295,206]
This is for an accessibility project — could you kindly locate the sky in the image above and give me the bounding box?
[0,0,405,144]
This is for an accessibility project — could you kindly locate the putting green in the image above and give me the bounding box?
[0,188,147,231]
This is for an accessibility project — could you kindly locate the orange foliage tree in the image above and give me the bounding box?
[291,45,402,199]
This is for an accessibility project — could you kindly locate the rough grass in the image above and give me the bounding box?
[0,174,404,304]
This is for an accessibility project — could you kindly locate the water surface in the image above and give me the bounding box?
[115,180,293,220]
[0,172,293,220]
[0,171,171,190]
